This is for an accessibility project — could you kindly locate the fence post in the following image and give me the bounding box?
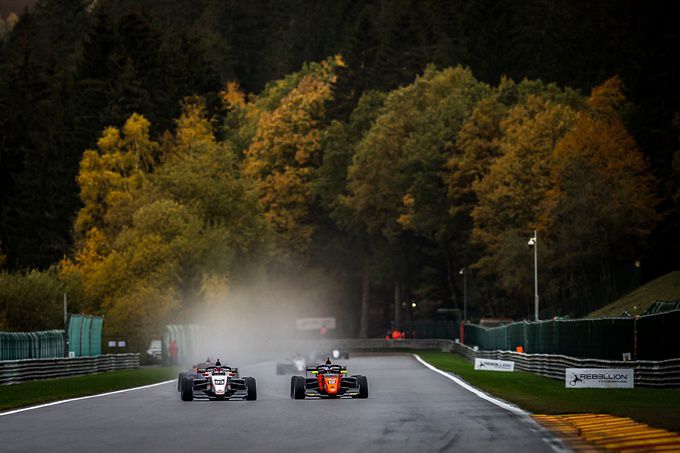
[633,315,639,360]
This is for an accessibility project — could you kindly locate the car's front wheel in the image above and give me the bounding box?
[357,375,368,399]
[180,377,194,401]
[291,376,306,399]
[245,377,257,401]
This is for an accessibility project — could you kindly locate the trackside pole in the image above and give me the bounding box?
[63,293,69,357]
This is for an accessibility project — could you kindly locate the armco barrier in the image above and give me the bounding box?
[330,338,454,352]
[0,353,139,385]
[453,342,680,388]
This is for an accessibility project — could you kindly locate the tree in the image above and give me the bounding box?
[314,90,387,338]
[348,66,490,316]
[472,95,577,315]
[540,77,660,303]
[243,58,338,261]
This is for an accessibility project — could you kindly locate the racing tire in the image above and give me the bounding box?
[180,377,194,401]
[291,376,306,400]
[357,375,368,399]
[245,377,257,401]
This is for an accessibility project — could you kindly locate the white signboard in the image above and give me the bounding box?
[474,358,515,372]
[566,368,634,388]
[295,317,336,330]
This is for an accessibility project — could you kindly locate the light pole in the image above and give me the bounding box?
[528,230,539,321]
[459,267,467,323]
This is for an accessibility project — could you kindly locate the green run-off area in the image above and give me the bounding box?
[0,367,177,412]
[417,352,680,433]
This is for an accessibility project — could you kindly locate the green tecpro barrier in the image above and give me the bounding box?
[0,330,65,360]
[463,310,679,360]
[67,314,104,357]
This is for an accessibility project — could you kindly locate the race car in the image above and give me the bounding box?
[177,359,257,401]
[276,349,350,375]
[276,354,307,375]
[290,360,368,399]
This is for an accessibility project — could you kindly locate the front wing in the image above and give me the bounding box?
[190,377,249,399]
[303,376,361,398]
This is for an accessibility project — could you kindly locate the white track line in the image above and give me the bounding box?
[0,379,175,417]
[413,353,527,415]
[412,354,571,452]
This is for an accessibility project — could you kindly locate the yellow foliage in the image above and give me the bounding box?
[74,113,158,239]
[545,112,660,238]
[243,71,334,259]
[220,81,246,110]
[333,54,346,68]
[587,75,625,118]
[175,98,216,151]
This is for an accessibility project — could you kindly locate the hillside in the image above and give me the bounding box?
[588,271,680,318]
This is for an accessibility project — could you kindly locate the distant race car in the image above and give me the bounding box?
[276,354,308,375]
[290,361,368,399]
[177,360,256,401]
[276,349,349,375]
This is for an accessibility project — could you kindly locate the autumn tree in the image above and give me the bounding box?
[472,95,578,315]
[314,90,387,337]
[540,76,660,303]
[243,57,339,261]
[63,103,265,342]
[347,66,490,317]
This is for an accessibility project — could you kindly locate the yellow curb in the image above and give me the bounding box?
[532,414,680,452]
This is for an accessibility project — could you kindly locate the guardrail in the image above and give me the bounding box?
[323,338,455,352]
[453,342,680,387]
[0,353,140,385]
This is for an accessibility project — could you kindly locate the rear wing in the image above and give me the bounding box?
[306,365,347,375]
[203,366,238,374]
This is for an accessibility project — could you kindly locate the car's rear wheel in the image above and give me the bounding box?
[180,377,194,401]
[357,375,368,399]
[245,377,257,401]
[291,376,306,399]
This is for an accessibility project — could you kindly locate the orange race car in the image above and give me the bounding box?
[290,359,368,399]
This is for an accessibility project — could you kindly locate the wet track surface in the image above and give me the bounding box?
[0,355,561,452]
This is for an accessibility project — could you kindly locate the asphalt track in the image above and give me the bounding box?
[0,354,563,452]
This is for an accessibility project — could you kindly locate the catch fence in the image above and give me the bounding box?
[463,310,680,360]
[0,330,65,361]
[1,314,104,361]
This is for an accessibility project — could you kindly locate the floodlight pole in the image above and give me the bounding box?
[531,230,539,321]
[460,267,468,323]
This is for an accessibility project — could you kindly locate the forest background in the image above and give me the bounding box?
[0,0,678,342]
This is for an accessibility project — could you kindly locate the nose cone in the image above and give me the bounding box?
[324,376,339,394]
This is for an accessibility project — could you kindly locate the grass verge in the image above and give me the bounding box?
[418,351,680,432]
[0,367,178,412]
[588,270,680,317]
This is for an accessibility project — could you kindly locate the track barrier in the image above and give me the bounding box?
[453,342,680,387]
[463,310,680,360]
[0,353,140,385]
